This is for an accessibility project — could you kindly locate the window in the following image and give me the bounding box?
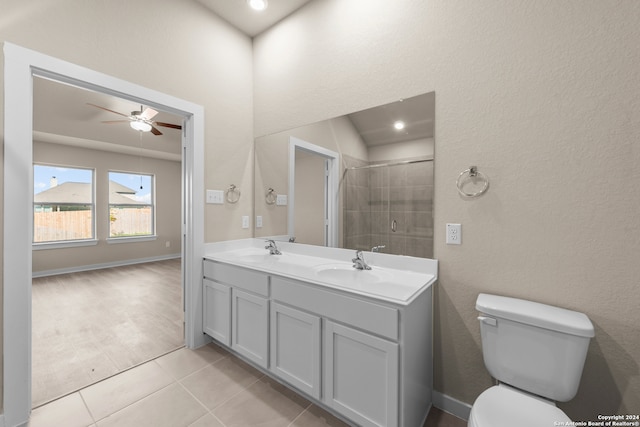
[109,171,155,238]
[33,164,95,243]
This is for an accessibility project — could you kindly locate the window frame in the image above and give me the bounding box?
[32,163,97,248]
[107,170,157,242]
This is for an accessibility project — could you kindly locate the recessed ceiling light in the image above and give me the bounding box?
[248,0,268,11]
[393,120,405,130]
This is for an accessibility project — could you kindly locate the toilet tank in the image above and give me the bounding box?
[476,293,594,402]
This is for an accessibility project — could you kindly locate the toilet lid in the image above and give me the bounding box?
[470,385,572,427]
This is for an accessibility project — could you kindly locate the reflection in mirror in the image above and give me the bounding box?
[255,92,435,258]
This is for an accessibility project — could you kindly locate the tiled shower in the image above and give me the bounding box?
[343,155,434,258]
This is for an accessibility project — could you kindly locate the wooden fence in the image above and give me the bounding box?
[34,207,152,242]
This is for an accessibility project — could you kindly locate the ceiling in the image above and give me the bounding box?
[33,76,184,161]
[196,0,315,37]
[347,92,435,147]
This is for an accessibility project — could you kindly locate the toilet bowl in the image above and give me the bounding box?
[469,293,594,427]
[468,384,571,427]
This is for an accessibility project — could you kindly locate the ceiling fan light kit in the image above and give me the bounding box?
[86,102,182,136]
[130,120,152,132]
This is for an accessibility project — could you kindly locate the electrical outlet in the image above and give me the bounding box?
[256,215,263,228]
[242,215,250,229]
[446,223,462,245]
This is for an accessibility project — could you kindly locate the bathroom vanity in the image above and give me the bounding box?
[203,239,437,427]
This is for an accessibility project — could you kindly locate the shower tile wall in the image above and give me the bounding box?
[344,155,434,258]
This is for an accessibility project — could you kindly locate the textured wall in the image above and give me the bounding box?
[1,0,254,412]
[254,0,640,420]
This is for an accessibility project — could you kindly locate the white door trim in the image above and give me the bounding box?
[288,137,340,247]
[3,42,205,426]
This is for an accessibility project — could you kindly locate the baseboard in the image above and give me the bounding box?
[433,391,472,421]
[32,253,181,278]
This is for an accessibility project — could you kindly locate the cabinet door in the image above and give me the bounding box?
[324,321,399,427]
[203,279,231,346]
[232,289,269,368]
[270,302,321,399]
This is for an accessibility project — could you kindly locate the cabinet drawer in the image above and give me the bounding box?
[271,276,398,341]
[203,260,269,297]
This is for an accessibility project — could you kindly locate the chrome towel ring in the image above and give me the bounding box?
[456,166,489,198]
[226,184,241,203]
[265,188,277,205]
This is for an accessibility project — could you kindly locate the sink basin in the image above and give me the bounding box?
[313,263,393,284]
[311,262,434,301]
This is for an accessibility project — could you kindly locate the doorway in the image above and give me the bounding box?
[288,137,340,247]
[3,42,206,426]
[31,77,186,406]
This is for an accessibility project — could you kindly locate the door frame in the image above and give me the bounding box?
[3,42,206,426]
[288,137,339,247]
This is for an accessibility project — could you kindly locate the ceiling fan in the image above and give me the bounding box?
[87,103,182,135]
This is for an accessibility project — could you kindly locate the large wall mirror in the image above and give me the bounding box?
[254,92,435,258]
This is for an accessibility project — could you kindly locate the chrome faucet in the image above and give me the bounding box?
[352,250,372,270]
[265,239,281,255]
[371,245,386,253]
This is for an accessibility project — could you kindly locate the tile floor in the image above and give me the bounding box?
[29,342,467,427]
[32,259,183,406]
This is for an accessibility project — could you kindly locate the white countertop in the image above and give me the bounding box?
[203,239,438,305]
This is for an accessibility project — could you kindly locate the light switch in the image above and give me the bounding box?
[276,194,287,206]
[256,215,263,228]
[242,216,250,229]
[206,189,224,204]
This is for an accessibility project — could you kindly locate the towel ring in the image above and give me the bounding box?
[456,166,489,198]
[226,184,241,203]
[265,188,277,205]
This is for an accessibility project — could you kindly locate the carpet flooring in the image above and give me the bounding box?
[32,258,183,407]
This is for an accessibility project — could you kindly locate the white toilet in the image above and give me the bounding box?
[469,293,594,427]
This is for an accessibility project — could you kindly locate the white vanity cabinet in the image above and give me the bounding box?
[203,260,269,368]
[270,302,322,399]
[232,288,269,368]
[203,253,434,427]
[271,276,404,427]
[325,321,399,427]
[203,279,231,345]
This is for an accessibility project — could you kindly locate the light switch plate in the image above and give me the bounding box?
[256,215,263,228]
[242,216,250,229]
[206,189,224,204]
[276,194,288,206]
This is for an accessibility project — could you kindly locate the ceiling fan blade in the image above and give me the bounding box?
[154,121,182,130]
[101,120,130,124]
[140,107,159,120]
[150,126,163,136]
[86,103,130,118]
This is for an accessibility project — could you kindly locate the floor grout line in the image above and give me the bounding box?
[287,402,314,427]
[78,390,98,425]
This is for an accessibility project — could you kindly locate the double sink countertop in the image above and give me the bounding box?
[203,239,438,305]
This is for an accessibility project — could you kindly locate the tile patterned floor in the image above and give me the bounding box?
[31,259,183,406]
[29,342,467,427]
